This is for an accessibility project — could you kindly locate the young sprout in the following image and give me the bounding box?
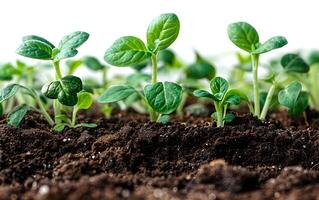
[54,91,97,132]
[0,84,54,127]
[278,81,308,116]
[193,77,252,127]
[16,32,93,130]
[83,56,108,87]
[227,22,288,118]
[100,13,183,122]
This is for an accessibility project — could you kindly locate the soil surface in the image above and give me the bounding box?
[0,110,319,200]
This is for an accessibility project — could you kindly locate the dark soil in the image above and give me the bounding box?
[0,110,319,200]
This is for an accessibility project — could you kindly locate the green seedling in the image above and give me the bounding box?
[53,91,97,131]
[194,77,252,127]
[0,84,54,127]
[83,56,108,87]
[278,81,308,116]
[16,32,93,130]
[259,54,310,120]
[228,22,288,117]
[101,13,183,122]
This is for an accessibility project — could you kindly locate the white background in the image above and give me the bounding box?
[0,0,318,70]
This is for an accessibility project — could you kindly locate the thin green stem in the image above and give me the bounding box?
[260,84,276,120]
[213,101,223,127]
[177,93,187,116]
[71,108,77,127]
[33,91,54,126]
[251,54,260,117]
[149,53,158,122]
[151,54,157,84]
[53,61,63,124]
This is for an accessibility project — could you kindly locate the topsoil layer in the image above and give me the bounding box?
[0,110,319,200]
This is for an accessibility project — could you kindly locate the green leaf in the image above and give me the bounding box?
[223,89,250,104]
[224,94,241,105]
[16,39,53,60]
[157,114,170,124]
[54,48,78,61]
[104,36,152,66]
[227,22,259,53]
[158,49,175,65]
[281,54,309,73]
[75,91,93,110]
[210,77,229,101]
[53,123,67,132]
[0,63,19,81]
[7,105,28,128]
[75,123,97,128]
[307,51,319,65]
[185,63,216,80]
[147,13,180,52]
[41,76,83,106]
[22,35,55,49]
[58,31,89,50]
[83,56,105,71]
[193,89,214,99]
[278,81,308,116]
[98,85,136,103]
[0,84,21,103]
[252,36,287,54]
[66,59,83,74]
[144,81,183,114]
[224,113,235,123]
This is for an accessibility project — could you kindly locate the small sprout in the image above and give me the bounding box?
[278,81,308,116]
[101,13,182,122]
[185,51,216,80]
[16,31,90,128]
[228,22,287,117]
[194,77,251,127]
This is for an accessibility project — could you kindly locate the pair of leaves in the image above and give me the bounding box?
[193,77,229,102]
[227,22,287,54]
[185,51,216,80]
[104,13,180,67]
[16,31,89,62]
[98,81,183,115]
[278,81,308,116]
[41,76,83,106]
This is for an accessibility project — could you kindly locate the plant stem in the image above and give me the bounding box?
[149,53,158,122]
[53,61,63,124]
[213,101,223,127]
[310,64,319,109]
[33,91,54,126]
[251,54,260,117]
[151,54,157,84]
[260,84,276,120]
[177,93,187,116]
[71,108,77,127]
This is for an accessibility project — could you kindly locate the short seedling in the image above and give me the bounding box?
[259,53,310,119]
[100,13,183,122]
[194,77,252,127]
[227,22,288,118]
[16,32,95,131]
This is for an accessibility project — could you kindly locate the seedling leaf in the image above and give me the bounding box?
[281,54,309,73]
[227,22,259,53]
[104,36,151,66]
[210,77,229,101]
[83,56,105,71]
[252,36,288,54]
[193,90,214,99]
[98,85,137,103]
[7,105,28,127]
[75,91,93,110]
[58,31,89,50]
[147,13,180,52]
[144,81,183,114]
[16,40,53,60]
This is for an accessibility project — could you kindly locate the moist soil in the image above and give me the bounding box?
[0,109,319,200]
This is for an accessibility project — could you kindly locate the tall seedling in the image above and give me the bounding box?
[227,22,287,118]
[100,13,183,122]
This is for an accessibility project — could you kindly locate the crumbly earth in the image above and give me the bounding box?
[0,110,319,200]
